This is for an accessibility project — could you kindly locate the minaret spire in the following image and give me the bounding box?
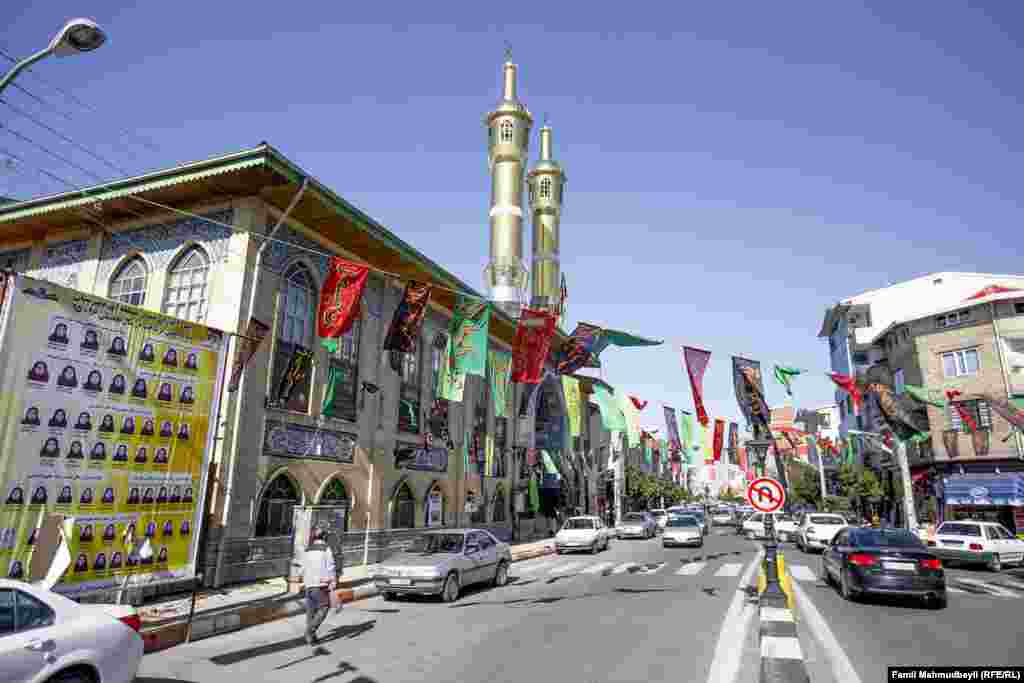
[528,120,566,316]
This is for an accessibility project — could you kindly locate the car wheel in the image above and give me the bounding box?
[926,593,948,610]
[591,541,599,554]
[840,568,857,602]
[988,554,1003,572]
[441,572,460,603]
[493,561,509,587]
[46,668,96,683]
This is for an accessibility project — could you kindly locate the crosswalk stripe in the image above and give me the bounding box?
[946,586,968,594]
[580,561,615,574]
[676,562,706,575]
[991,580,1024,595]
[788,565,817,583]
[955,578,1019,598]
[549,561,586,575]
[611,562,638,574]
[715,563,742,577]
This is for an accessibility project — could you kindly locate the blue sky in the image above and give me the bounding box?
[3,3,1022,433]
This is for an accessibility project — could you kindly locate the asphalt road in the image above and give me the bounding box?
[135,527,762,683]
[780,541,1024,682]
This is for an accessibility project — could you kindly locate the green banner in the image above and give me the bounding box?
[450,297,490,377]
[436,342,465,402]
[562,376,582,437]
[592,385,626,431]
[541,450,560,476]
[620,393,641,448]
[488,349,512,417]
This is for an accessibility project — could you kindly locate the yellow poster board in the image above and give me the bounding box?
[0,275,226,595]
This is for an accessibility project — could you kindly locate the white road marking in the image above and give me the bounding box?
[705,551,762,683]
[788,565,817,583]
[611,562,638,575]
[548,561,586,575]
[580,561,614,574]
[761,636,803,660]
[676,562,706,576]
[956,577,1020,598]
[789,570,864,683]
[714,563,742,577]
[946,586,968,594]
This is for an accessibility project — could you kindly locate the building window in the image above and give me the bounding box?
[947,399,992,433]
[942,348,979,378]
[391,483,415,529]
[162,246,210,322]
[1015,302,1024,315]
[324,317,361,422]
[540,177,551,199]
[500,120,513,143]
[108,257,148,306]
[318,478,349,531]
[255,474,300,537]
[937,310,970,328]
[493,488,506,522]
[894,369,905,394]
[271,264,316,413]
[397,340,422,433]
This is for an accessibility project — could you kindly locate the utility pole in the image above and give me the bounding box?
[895,440,918,531]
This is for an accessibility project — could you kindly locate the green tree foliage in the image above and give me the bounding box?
[791,463,822,508]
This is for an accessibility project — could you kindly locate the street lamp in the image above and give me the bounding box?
[745,439,786,608]
[0,18,107,95]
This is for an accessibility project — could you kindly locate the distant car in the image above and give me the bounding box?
[616,512,657,539]
[556,516,612,554]
[742,512,798,541]
[374,529,512,602]
[796,514,848,553]
[820,527,946,609]
[711,509,733,526]
[929,521,1024,572]
[663,515,703,548]
[650,509,669,532]
[0,579,144,683]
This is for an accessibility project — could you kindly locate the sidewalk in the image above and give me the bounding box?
[138,537,555,653]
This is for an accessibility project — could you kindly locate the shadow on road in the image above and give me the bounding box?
[311,661,359,682]
[208,620,377,666]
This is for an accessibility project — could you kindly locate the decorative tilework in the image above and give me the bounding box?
[28,239,88,288]
[261,220,329,283]
[96,209,235,284]
[263,419,356,463]
[0,248,31,273]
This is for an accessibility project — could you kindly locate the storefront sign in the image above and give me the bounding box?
[263,421,355,463]
[393,443,448,473]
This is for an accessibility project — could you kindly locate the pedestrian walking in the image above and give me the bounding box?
[301,526,338,647]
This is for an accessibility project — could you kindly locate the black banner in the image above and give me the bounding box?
[732,356,770,440]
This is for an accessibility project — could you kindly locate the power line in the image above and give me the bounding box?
[1,123,109,183]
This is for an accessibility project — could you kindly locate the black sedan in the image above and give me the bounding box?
[820,527,946,609]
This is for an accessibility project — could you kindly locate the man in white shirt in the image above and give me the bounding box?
[302,527,338,646]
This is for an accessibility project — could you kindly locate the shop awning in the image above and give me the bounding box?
[943,475,1024,506]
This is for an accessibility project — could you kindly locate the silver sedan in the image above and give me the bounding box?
[373,529,512,603]
[616,512,657,539]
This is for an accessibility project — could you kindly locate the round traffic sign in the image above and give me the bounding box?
[746,478,785,513]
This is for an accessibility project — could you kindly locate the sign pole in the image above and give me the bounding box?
[746,477,787,607]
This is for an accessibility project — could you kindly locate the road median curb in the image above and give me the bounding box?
[757,551,810,683]
[141,541,555,653]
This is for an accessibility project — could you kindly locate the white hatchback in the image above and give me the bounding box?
[795,514,848,553]
[930,521,1024,572]
[0,579,143,683]
[742,512,798,541]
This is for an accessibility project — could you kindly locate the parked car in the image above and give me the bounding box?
[796,513,848,553]
[742,512,798,541]
[555,516,612,554]
[650,509,669,533]
[616,512,657,539]
[820,526,946,609]
[687,511,708,536]
[0,579,144,683]
[374,529,512,603]
[662,515,703,548]
[928,521,1024,572]
[711,508,734,526]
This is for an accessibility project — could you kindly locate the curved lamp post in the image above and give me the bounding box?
[0,18,107,95]
[746,439,786,606]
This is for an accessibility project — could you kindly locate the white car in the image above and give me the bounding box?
[0,579,143,683]
[795,513,848,553]
[711,510,734,526]
[742,512,798,541]
[556,516,612,554]
[929,521,1024,572]
[662,515,703,547]
[650,509,669,533]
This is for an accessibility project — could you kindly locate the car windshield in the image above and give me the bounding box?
[408,533,464,554]
[689,512,705,521]
[938,523,982,537]
[564,519,596,530]
[667,517,698,527]
[852,529,923,548]
[809,515,845,525]
[623,514,646,522]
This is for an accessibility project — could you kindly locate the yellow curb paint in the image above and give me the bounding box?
[777,552,795,612]
[758,570,766,593]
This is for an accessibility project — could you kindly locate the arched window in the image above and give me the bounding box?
[397,339,421,433]
[255,474,300,537]
[109,257,148,306]
[493,488,506,522]
[391,483,415,529]
[272,264,316,413]
[425,485,445,527]
[500,120,513,143]
[318,477,350,532]
[162,246,210,322]
[539,177,551,199]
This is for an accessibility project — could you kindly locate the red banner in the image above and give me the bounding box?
[629,396,648,411]
[317,258,370,341]
[683,346,712,427]
[511,308,557,384]
[829,373,863,414]
[712,418,725,463]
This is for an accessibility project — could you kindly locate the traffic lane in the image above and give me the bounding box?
[790,558,1024,681]
[137,532,759,683]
